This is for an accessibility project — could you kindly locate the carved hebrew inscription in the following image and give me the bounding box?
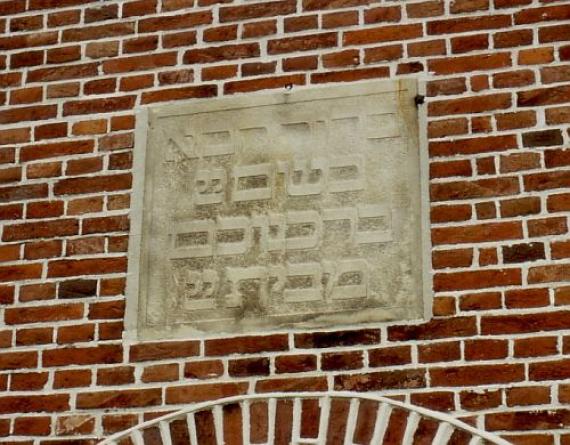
[130,80,427,338]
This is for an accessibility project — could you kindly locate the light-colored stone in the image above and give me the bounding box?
[126,80,431,339]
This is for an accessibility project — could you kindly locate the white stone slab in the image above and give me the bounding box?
[126,80,431,339]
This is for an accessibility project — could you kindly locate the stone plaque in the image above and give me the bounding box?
[126,80,430,339]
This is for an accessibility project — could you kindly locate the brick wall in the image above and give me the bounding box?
[0,0,569,442]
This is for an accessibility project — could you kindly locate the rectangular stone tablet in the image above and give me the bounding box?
[126,80,430,339]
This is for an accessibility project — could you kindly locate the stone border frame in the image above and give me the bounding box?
[124,79,431,341]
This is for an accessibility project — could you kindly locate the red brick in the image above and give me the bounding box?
[5,303,83,325]
[431,364,524,387]
[460,390,501,411]
[494,29,533,48]
[432,248,473,269]
[120,74,155,92]
[47,83,80,99]
[162,30,197,48]
[142,85,217,104]
[431,204,471,223]
[0,394,69,414]
[142,363,179,383]
[429,53,510,75]
[158,69,194,85]
[503,243,546,265]
[482,311,570,335]
[323,10,359,28]
[406,0,444,18]
[344,24,422,46]
[67,197,104,215]
[77,388,162,409]
[500,197,541,218]
[202,65,238,80]
[451,34,489,54]
[26,162,61,180]
[429,93,510,116]
[48,9,80,27]
[429,134,517,157]
[408,40,446,57]
[0,183,48,203]
[102,414,138,435]
[123,35,159,54]
[434,268,521,291]
[321,351,363,371]
[229,357,270,376]
[11,371,49,391]
[220,1,296,22]
[122,0,157,17]
[3,219,78,242]
[53,369,91,389]
[62,22,135,42]
[0,351,37,370]
[47,257,127,278]
[284,15,317,32]
[514,337,558,358]
[256,376,328,392]
[0,105,57,125]
[21,140,94,162]
[334,369,425,391]
[312,66,389,83]
[84,78,116,95]
[63,96,136,116]
[431,178,519,202]
[225,74,304,94]
[16,327,53,346]
[518,85,570,107]
[427,15,511,35]
[184,360,224,379]
[243,19,276,38]
[418,341,461,363]
[465,339,508,360]
[54,173,131,196]
[35,123,68,141]
[138,11,211,32]
[0,263,42,282]
[130,340,199,362]
[20,283,56,302]
[519,47,554,65]
[43,344,122,367]
[97,366,135,386]
[368,346,411,367]
[166,382,249,404]
[389,317,475,341]
[275,355,317,373]
[364,44,403,64]
[411,392,454,412]
[206,334,288,356]
[507,387,550,407]
[13,416,51,436]
[103,52,177,74]
[57,324,95,344]
[451,0,488,13]
[515,5,570,24]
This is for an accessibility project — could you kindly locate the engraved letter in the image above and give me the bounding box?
[355,204,392,244]
[283,263,323,303]
[194,168,226,205]
[286,210,322,251]
[170,220,214,259]
[216,216,252,256]
[328,155,365,193]
[232,163,273,202]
